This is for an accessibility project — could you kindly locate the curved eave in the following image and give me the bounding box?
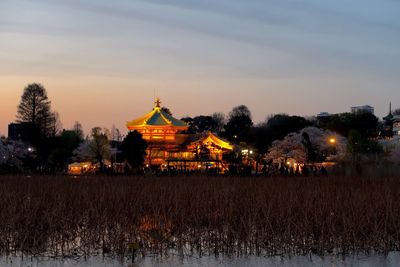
[127,125,188,131]
[126,109,157,127]
[191,132,233,150]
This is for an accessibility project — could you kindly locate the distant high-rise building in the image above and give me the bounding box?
[351,105,374,114]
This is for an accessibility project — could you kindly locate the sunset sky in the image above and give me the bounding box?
[1,0,400,136]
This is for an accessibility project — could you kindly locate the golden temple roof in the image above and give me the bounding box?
[127,98,188,129]
[190,132,234,150]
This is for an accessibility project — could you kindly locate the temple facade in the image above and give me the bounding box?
[127,98,234,171]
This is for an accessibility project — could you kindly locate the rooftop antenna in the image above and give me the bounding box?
[390,102,392,114]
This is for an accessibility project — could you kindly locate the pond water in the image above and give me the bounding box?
[2,253,400,267]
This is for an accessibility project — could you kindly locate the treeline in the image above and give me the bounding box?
[0,83,395,174]
[1,84,147,174]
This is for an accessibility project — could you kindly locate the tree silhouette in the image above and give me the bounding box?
[183,115,222,134]
[161,107,172,116]
[320,112,378,138]
[224,105,253,142]
[251,114,311,154]
[347,129,382,161]
[90,127,111,172]
[211,112,226,134]
[301,132,318,163]
[47,129,84,172]
[16,83,58,138]
[73,127,110,172]
[121,131,148,173]
[72,121,84,140]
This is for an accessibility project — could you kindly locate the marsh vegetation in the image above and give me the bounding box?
[0,175,400,259]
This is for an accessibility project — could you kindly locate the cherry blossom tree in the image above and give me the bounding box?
[266,127,347,164]
[0,138,32,170]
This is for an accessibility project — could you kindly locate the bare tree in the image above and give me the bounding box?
[72,121,84,140]
[211,112,226,134]
[111,125,122,142]
[48,112,62,137]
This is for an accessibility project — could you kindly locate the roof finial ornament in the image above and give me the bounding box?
[155,97,161,108]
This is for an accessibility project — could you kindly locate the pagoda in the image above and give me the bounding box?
[127,98,234,170]
[382,102,394,138]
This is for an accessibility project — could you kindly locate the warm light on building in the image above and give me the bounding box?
[68,162,95,175]
[126,98,234,171]
[127,98,188,142]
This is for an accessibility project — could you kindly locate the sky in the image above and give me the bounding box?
[1,0,400,136]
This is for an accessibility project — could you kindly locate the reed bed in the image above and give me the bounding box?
[0,175,400,258]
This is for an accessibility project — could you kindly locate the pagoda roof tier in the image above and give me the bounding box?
[127,98,188,130]
[189,132,234,150]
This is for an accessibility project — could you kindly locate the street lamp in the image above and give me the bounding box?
[328,137,337,157]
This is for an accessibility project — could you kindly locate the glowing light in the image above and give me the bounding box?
[329,138,336,144]
[198,165,202,168]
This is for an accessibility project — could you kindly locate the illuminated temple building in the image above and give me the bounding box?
[127,98,234,171]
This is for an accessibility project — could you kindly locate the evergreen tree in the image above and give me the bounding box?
[16,83,57,138]
[121,131,148,173]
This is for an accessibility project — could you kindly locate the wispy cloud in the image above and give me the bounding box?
[1,0,400,135]
[0,0,399,81]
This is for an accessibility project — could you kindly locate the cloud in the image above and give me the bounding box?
[0,0,399,80]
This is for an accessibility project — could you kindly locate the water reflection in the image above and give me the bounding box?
[2,253,400,267]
